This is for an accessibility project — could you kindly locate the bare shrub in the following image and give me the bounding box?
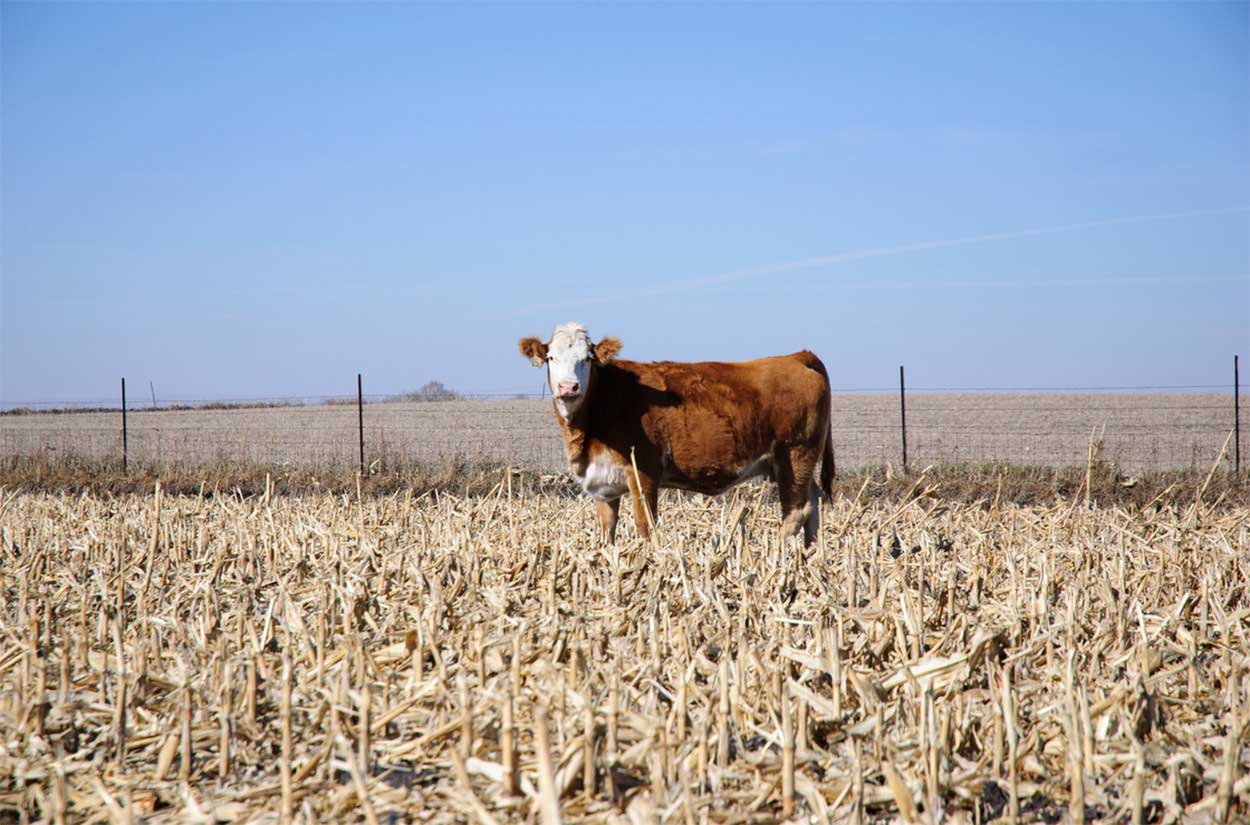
[392,380,462,402]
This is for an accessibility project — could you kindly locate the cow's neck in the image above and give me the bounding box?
[552,399,594,473]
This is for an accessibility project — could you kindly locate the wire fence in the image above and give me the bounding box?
[0,383,1237,412]
[1,372,1242,475]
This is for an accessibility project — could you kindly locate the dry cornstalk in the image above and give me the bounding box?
[219,660,232,778]
[1129,722,1146,825]
[583,698,595,800]
[1067,654,1086,825]
[0,477,1245,824]
[280,654,293,825]
[781,679,795,818]
[717,655,731,769]
[1215,663,1242,823]
[359,670,372,774]
[459,673,473,758]
[607,665,620,800]
[1000,663,1019,825]
[534,705,563,825]
[179,679,193,782]
[112,620,126,766]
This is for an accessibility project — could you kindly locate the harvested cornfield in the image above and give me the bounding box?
[1,478,1246,823]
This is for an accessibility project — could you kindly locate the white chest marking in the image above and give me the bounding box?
[575,454,630,501]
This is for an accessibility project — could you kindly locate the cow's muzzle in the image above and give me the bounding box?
[556,382,581,399]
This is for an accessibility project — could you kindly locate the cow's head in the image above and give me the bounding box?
[519,322,621,420]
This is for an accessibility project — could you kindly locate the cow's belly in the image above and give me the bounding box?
[661,450,774,494]
[574,453,630,501]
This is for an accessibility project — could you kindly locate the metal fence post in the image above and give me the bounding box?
[121,377,128,472]
[1235,354,1241,477]
[357,374,365,476]
[899,365,908,474]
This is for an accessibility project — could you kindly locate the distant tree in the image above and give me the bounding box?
[396,381,462,402]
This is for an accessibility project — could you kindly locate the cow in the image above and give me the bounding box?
[518,322,835,546]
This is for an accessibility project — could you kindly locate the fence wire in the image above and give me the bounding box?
[1,388,1240,474]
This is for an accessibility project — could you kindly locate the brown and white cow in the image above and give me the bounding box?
[518,322,835,545]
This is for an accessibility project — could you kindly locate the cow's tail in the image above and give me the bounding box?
[798,350,837,501]
[820,421,836,502]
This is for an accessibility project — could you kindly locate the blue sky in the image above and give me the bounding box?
[2,1,1247,405]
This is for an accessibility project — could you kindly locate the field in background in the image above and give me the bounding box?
[1,487,1246,822]
[832,393,1232,471]
[1,393,1237,473]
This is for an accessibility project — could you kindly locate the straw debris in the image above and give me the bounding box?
[1,481,1246,822]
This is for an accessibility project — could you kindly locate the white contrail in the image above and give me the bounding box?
[510,206,1248,315]
[836,274,1247,291]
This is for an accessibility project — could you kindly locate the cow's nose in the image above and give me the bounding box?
[557,381,581,397]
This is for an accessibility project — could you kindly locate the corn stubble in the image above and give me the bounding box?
[1,477,1246,823]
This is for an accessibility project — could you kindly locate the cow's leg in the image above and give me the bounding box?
[773,447,799,532]
[803,480,821,547]
[626,471,659,542]
[595,498,621,543]
[775,445,821,545]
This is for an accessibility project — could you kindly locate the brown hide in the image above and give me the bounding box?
[548,350,835,544]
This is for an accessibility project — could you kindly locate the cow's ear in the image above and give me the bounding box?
[518,337,548,367]
[593,337,622,363]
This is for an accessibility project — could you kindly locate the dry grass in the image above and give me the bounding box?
[0,451,526,501]
[2,474,1246,823]
[1,393,1236,473]
[3,449,1249,513]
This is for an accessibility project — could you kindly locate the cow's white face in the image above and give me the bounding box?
[518,322,621,422]
[545,327,594,418]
